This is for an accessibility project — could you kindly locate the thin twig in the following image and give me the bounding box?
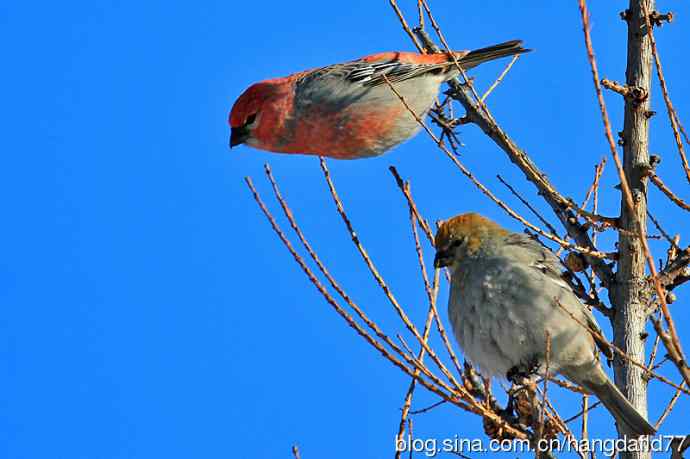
[416,0,424,29]
[654,381,686,429]
[388,0,424,53]
[389,166,435,244]
[539,376,590,395]
[649,315,690,389]
[563,401,602,424]
[409,399,448,415]
[647,209,679,249]
[581,395,589,442]
[649,173,690,212]
[407,418,413,459]
[407,183,434,302]
[388,168,465,380]
[418,0,485,108]
[589,158,606,301]
[647,330,662,371]
[497,174,559,236]
[581,158,607,212]
[395,205,440,459]
[537,387,584,459]
[538,332,552,442]
[481,55,520,102]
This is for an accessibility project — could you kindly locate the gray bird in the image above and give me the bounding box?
[434,213,655,437]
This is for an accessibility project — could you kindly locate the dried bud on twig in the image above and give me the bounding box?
[565,252,588,272]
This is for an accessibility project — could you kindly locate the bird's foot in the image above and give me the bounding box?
[506,366,530,385]
[507,355,543,384]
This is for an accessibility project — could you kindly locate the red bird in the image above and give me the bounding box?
[229,41,528,159]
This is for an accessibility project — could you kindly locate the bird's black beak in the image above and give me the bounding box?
[230,126,249,148]
[434,250,452,269]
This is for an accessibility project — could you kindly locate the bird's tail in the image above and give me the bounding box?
[576,367,656,437]
[457,40,531,70]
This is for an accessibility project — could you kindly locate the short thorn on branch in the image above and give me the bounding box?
[648,10,674,28]
[640,154,662,177]
[600,79,648,105]
[650,154,662,168]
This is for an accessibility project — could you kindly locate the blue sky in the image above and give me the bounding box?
[3,1,690,458]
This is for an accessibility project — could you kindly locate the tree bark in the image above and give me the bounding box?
[610,0,654,457]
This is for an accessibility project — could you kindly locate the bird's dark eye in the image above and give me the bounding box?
[450,237,466,249]
[245,113,257,126]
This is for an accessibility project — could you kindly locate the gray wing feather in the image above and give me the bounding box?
[502,233,563,280]
[347,61,447,86]
[294,59,444,110]
[502,233,612,358]
[297,59,445,90]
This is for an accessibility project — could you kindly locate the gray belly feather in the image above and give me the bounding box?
[448,260,596,378]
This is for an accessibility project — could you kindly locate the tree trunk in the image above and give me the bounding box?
[610,0,654,457]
